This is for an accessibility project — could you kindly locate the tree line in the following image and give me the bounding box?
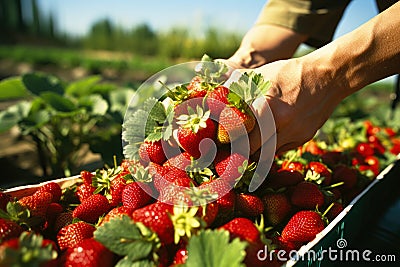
[1,0,242,60]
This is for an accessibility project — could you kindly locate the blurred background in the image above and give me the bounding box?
[0,0,398,188]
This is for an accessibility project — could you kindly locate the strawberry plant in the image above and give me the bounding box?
[0,73,135,178]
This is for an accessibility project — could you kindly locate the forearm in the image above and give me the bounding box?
[228,24,307,68]
[303,1,400,99]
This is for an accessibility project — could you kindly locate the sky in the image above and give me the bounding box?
[37,0,380,40]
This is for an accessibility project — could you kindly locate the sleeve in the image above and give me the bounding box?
[255,0,351,48]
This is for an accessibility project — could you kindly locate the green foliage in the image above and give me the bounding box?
[0,72,135,178]
[184,229,247,267]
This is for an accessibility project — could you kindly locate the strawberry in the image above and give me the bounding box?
[36,182,62,203]
[131,202,174,244]
[153,166,189,193]
[290,181,325,209]
[54,211,73,233]
[18,191,53,218]
[122,182,153,210]
[72,194,111,224]
[303,140,325,155]
[76,183,96,203]
[80,170,94,185]
[281,210,326,243]
[217,106,255,144]
[60,238,114,267]
[217,72,270,144]
[220,217,268,267]
[332,164,358,191]
[109,175,127,207]
[214,150,249,184]
[281,160,305,175]
[45,202,64,228]
[177,106,216,158]
[173,247,188,265]
[99,206,135,227]
[262,191,292,225]
[163,151,192,170]
[206,85,229,117]
[139,140,167,165]
[199,178,235,215]
[326,202,344,221]
[265,169,303,190]
[355,142,375,158]
[0,218,23,242]
[235,193,264,218]
[57,221,96,250]
[0,231,58,267]
[306,161,332,185]
[187,76,208,98]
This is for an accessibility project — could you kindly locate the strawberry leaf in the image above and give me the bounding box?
[185,229,247,267]
[94,215,160,262]
[115,257,153,267]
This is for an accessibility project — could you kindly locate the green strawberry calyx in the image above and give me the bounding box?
[228,71,271,113]
[170,205,203,244]
[177,105,211,134]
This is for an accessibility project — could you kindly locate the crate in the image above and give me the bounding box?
[284,156,400,267]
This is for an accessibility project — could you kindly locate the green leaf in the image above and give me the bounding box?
[22,109,51,130]
[109,88,136,116]
[0,101,31,132]
[0,76,28,100]
[79,94,109,115]
[184,229,247,267]
[40,92,76,112]
[94,215,159,262]
[115,257,154,267]
[65,75,102,97]
[22,73,64,96]
[144,98,166,123]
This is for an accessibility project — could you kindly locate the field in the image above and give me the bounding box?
[0,45,399,189]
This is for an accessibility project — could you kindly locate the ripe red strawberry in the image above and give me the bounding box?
[206,85,229,117]
[306,161,332,185]
[131,202,174,244]
[187,76,208,98]
[99,206,135,227]
[290,181,325,209]
[262,191,292,225]
[158,177,195,206]
[265,169,303,190]
[57,221,96,250]
[153,166,189,193]
[235,193,264,218]
[173,247,188,265]
[281,160,305,174]
[303,140,325,155]
[36,182,62,203]
[0,218,23,242]
[217,106,255,144]
[80,170,94,185]
[321,151,346,168]
[220,217,267,267]
[109,176,127,207]
[177,106,216,158]
[72,194,111,224]
[45,202,64,228]
[18,191,53,218]
[332,165,358,190]
[163,151,192,171]
[198,201,219,227]
[122,182,153,210]
[54,211,73,233]
[281,210,326,243]
[326,202,344,222]
[214,150,249,184]
[76,183,96,203]
[0,232,58,267]
[139,140,167,165]
[60,238,114,267]
[199,178,235,215]
[356,142,375,158]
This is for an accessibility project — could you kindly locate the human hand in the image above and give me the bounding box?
[232,56,346,160]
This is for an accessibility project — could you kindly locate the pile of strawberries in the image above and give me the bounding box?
[1,59,399,266]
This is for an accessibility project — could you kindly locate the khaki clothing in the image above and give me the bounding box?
[256,0,399,47]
